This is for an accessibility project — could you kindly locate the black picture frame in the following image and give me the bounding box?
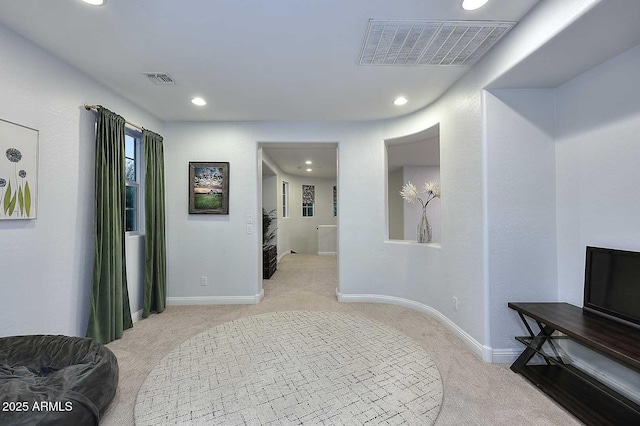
[188,162,229,214]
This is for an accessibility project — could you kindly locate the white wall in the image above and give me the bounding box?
[555,42,640,396]
[484,89,558,352]
[261,172,277,246]
[284,175,337,255]
[555,43,640,305]
[482,30,640,357]
[402,166,441,242]
[387,168,404,240]
[163,123,264,300]
[318,225,338,255]
[261,151,291,259]
[0,23,161,337]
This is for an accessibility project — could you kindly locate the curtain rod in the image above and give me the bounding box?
[84,104,144,132]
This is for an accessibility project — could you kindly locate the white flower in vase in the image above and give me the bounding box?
[400,180,440,243]
[423,181,441,199]
[399,181,420,204]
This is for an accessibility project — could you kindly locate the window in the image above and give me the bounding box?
[302,184,315,217]
[125,131,141,232]
[333,185,337,217]
[302,202,314,217]
[282,181,289,217]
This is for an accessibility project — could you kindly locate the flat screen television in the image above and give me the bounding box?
[583,246,640,330]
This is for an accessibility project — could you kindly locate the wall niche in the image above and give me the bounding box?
[386,124,441,243]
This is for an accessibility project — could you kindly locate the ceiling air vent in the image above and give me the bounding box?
[359,20,515,66]
[143,72,176,85]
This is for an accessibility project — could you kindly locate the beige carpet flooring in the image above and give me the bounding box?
[101,254,581,426]
[135,311,443,425]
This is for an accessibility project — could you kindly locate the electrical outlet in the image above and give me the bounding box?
[201,276,208,286]
[246,224,254,234]
[453,296,458,311]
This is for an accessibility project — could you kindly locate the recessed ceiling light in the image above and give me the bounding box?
[462,0,488,11]
[306,168,312,172]
[393,96,408,106]
[305,160,312,165]
[82,0,104,5]
[191,97,206,106]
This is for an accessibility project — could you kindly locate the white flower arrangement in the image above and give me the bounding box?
[400,180,441,209]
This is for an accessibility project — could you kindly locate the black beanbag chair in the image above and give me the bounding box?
[0,335,118,425]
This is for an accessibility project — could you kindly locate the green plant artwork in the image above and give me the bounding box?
[0,119,38,220]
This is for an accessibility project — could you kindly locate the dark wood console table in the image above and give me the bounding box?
[508,302,640,425]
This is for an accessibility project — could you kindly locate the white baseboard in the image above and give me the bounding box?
[318,252,337,256]
[131,309,143,324]
[278,250,291,263]
[168,290,264,306]
[491,348,522,364]
[337,292,493,362]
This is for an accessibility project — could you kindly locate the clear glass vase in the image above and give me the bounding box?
[417,208,432,243]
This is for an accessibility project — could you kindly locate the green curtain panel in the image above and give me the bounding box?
[142,129,167,318]
[87,107,133,343]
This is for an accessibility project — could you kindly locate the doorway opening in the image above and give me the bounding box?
[258,142,339,299]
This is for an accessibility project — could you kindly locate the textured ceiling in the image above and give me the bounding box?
[0,0,539,121]
[263,146,337,179]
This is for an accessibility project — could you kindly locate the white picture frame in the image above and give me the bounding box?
[0,119,38,220]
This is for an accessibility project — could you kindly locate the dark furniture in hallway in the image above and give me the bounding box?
[263,245,277,279]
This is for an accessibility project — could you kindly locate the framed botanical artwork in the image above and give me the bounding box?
[0,119,38,220]
[189,162,229,214]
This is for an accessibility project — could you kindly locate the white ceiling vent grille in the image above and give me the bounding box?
[359,20,515,66]
[143,73,176,85]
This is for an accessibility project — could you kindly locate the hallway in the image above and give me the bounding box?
[263,254,338,302]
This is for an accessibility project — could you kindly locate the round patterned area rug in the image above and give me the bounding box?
[134,311,443,425]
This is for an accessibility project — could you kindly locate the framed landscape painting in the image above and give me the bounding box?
[189,162,229,214]
[0,119,38,220]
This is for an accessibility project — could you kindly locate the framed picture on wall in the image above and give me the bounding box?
[189,162,229,214]
[0,119,38,220]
